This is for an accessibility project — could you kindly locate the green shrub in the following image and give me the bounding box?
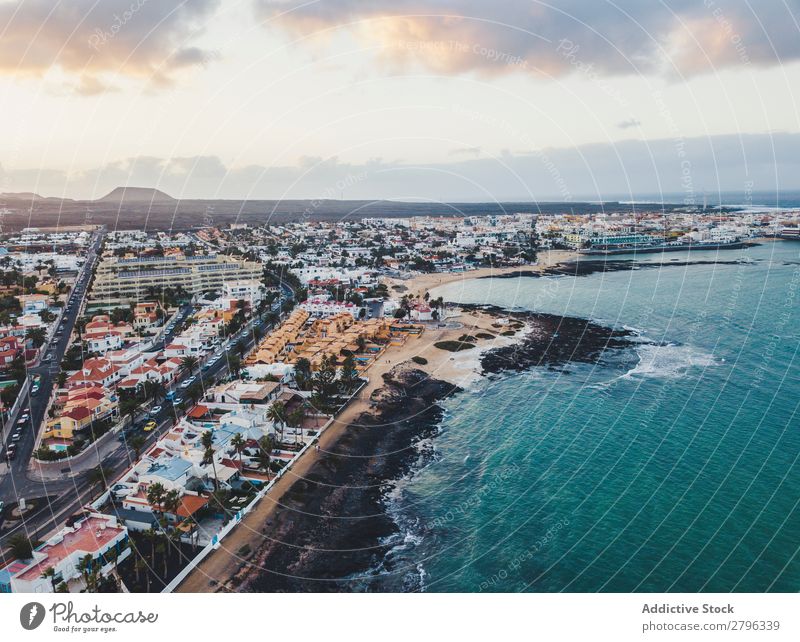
[434,340,475,352]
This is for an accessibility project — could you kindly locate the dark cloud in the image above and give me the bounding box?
[254,0,800,78]
[0,0,220,91]
[3,132,798,201]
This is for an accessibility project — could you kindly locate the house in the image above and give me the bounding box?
[133,301,161,333]
[67,357,122,389]
[0,514,129,593]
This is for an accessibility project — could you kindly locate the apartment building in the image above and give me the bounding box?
[89,253,262,305]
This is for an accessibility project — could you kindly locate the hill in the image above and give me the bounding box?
[97,186,176,203]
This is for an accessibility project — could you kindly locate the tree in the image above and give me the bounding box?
[287,408,306,445]
[120,397,138,427]
[76,554,99,592]
[267,401,287,445]
[256,436,272,477]
[146,482,166,516]
[311,354,338,411]
[294,357,312,390]
[227,355,242,377]
[86,465,112,497]
[26,327,47,348]
[230,432,246,470]
[355,335,367,353]
[129,434,146,460]
[41,566,58,591]
[8,534,33,559]
[235,339,247,356]
[201,430,220,491]
[179,355,199,376]
[338,354,359,394]
[186,383,204,404]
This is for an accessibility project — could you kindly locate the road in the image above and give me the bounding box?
[0,280,289,551]
[0,228,104,498]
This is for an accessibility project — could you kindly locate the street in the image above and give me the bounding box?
[0,274,289,551]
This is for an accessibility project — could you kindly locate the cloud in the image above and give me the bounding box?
[449,147,482,157]
[3,132,798,201]
[254,0,800,79]
[0,0,220,92]
[617,118,641,129]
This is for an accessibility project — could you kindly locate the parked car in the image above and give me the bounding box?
[172,397,183,407]
[143,421,157,432]
[150,405,162,415]
[5,445,15,461]
[31,385,39,396]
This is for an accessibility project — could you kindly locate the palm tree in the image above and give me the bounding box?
[256,436,272,478]
[8,534,33,559]
[146,482,166,517]
[86,465,112,498]
[200,430,219,491]
[235,339,247,356]
[129,434,146,460]
[179,355,198,376]
[227,355,242,377]
[230,432,246,470]
[40,566,57,591]
[8,535,33,560]
[288,408,306,445]
[151,381,166,402]
[267,401,287,445]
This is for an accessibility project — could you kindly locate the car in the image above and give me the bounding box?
[43,353,52,361]
[179,380,192,389]
[150,405,162,415]
[143,421,157,432]
[11,431,22,442]
[5,446,15,461]
[201,363,211,371]
[172,397,183,406]
[31,385,39,396]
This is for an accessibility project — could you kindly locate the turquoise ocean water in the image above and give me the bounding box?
[379,241,800,592]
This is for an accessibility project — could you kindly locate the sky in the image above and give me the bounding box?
[0,0,798,202]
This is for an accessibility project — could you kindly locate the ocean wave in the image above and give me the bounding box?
[622,343,718,380]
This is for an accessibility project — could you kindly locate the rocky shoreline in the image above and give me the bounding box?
[235,367,460,592]
[229,304,642,591]
[462,305,641,373]
[479,258,752,279]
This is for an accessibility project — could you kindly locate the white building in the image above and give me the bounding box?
[223,279,264,306]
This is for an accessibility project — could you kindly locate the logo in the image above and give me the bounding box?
[20,602,46,630]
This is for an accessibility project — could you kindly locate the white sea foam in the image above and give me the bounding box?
[622,343,718,380]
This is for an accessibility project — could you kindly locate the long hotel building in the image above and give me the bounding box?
[89,253,263,306]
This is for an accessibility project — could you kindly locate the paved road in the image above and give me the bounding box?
[0,228,104,495]
[0,286,288,549]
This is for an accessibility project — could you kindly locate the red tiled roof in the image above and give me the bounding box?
[186,405,209,419]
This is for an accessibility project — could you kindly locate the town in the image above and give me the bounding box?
[1,204,799,593]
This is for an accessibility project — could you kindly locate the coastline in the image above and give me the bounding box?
[177,253,646,592]
[177,306,527,592]
[383,249,579,300]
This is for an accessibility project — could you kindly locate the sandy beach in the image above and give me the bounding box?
[383,249,579,300]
